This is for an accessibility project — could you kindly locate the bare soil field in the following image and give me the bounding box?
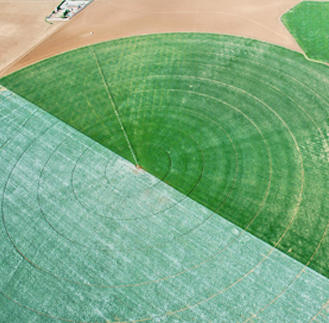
[0,0,302,77]
[0,0,62,76]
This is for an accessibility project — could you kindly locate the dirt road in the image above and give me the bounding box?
[0,0,302,77]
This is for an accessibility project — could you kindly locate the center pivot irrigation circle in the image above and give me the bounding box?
[1,33,329,323]
[35,108,240,254]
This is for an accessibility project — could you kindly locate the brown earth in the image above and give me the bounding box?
[0,0,302,77]
[0,0,62,76]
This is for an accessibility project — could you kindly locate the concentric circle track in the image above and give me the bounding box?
[1,33,329,322]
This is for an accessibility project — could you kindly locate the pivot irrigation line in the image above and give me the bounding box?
[91,48,139,166]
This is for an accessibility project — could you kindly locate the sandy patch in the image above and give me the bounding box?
[1,0,302,77]
[0,24,18,37]
[0,0,62,76]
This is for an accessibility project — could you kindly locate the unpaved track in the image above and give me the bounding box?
[1,0,302,77]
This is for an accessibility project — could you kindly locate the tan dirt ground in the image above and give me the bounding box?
[1,0,302,77]
[0,0,63,76]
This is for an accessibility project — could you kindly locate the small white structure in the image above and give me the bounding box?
[47,0,93,22]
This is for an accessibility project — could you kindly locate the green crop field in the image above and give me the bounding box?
[1,33,329,322]
[1,86,329,323]
[282,1,329,63]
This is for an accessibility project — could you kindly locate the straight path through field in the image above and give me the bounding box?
[91,48,139,166]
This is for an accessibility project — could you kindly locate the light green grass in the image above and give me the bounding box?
[1,86,329,322]
[1,33,329,281]
[281,1,329,63]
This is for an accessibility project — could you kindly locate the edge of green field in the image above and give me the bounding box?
[281,1,329,64]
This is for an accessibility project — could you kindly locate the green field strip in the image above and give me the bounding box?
[2,33,329,280]
[1,86,329,322]
[282,1,329,64]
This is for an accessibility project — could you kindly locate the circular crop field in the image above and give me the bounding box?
[1,33,329,322]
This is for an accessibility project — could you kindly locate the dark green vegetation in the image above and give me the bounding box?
[2,33,329,279]
[282,1,329,63]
